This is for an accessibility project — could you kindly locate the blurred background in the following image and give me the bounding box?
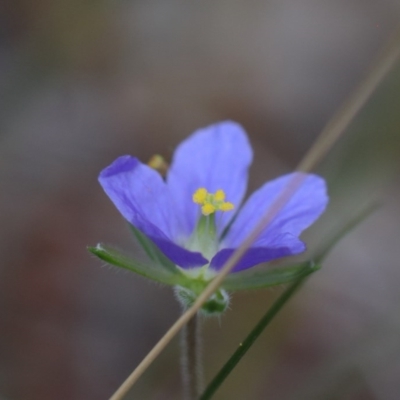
[1,1,400,399]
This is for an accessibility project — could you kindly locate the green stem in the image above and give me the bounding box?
[181,313,203,400]
[199,264,316,400]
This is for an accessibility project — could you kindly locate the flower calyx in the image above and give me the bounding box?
[174,285,230,316]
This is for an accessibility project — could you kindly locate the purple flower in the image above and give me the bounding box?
[99,121,328,273]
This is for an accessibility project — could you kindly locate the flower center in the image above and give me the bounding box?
[192,188,234,216]
[186,188,234,260]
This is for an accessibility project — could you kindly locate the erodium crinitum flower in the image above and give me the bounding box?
[97,121,328,312]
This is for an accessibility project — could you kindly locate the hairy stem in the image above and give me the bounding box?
[181,313,203,400]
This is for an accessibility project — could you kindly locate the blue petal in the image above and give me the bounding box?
[167,121,253,240]
[211,233,305,272]
[99,155,208,268]
[214,172,328,271]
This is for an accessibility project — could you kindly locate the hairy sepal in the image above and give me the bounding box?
[221,262,320,291]
[88,244,188,286]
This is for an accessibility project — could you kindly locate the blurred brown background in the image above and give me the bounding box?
[1,1,400,399]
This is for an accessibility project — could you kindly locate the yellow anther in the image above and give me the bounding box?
[193,188,208,204]
[202,203,216,215]
[193,187,234,215]
[147,154,169,176]
[220,202,234,211]
[214,189,226,202]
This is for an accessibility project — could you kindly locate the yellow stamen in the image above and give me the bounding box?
[214,189,226,202]
[202,203,216,215]
[220,202,234,211]
[147,154,169,176]
[192,188,234,215]
[193,188,208,204]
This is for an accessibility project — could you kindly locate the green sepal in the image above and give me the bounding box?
[128,224,178,273]
[221,262,320,292]
[88,244,188,286]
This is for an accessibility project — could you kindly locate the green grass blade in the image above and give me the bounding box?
[199,263,316,400]
[313,202,378,264]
